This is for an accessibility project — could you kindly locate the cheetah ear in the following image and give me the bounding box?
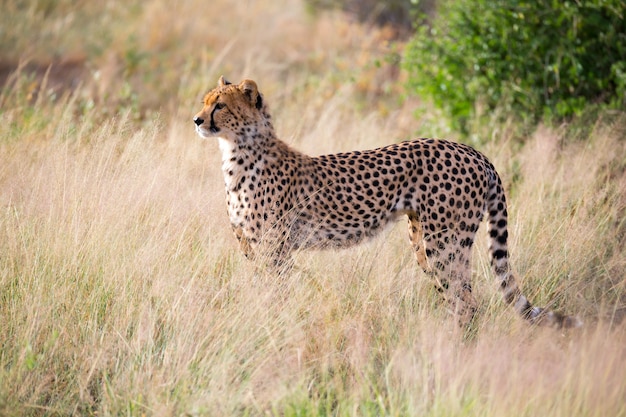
[239,79,263,110]
[218,75,232,86]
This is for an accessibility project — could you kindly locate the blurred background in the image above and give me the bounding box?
[2,0,624,138]
[1,1,625,415]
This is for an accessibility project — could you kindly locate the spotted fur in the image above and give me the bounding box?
[193,76,580,328]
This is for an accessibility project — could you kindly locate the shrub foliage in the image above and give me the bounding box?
[404,0,626,132]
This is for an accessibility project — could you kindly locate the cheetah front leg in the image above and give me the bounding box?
[233,226,255,260]
[233,229,296,276]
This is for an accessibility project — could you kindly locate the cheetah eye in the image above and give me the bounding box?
[215,102,226,110]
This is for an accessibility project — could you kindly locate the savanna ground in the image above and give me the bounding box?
[1,1,625,415]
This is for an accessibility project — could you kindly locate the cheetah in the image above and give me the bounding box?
[193,76,580,328]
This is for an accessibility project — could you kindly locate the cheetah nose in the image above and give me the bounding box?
[193,116,204,126]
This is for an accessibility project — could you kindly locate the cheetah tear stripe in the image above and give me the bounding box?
[193,77,581,329]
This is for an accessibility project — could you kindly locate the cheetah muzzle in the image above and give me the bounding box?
[193,76,581,329]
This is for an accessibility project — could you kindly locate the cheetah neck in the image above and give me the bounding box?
[217,126,285,192]
[218,126,310,200]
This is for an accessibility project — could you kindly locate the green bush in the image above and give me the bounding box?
[404,0,626,133]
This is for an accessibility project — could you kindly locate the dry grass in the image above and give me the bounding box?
[1,0,625,415]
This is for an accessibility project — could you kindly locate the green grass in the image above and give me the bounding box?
[1,0,625,415]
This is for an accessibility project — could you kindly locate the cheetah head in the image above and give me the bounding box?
[193,76,265,142]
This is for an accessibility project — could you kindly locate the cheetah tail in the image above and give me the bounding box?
[486,172,582,329]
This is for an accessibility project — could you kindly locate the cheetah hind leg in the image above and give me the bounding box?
[408,216,477,328]
[407,214,431,274]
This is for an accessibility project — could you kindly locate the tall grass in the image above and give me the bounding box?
[1,0,625,415]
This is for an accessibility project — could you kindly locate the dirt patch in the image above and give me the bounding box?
[0,57,88,98]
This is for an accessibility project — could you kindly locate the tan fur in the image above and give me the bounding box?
[193,77,580,328]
